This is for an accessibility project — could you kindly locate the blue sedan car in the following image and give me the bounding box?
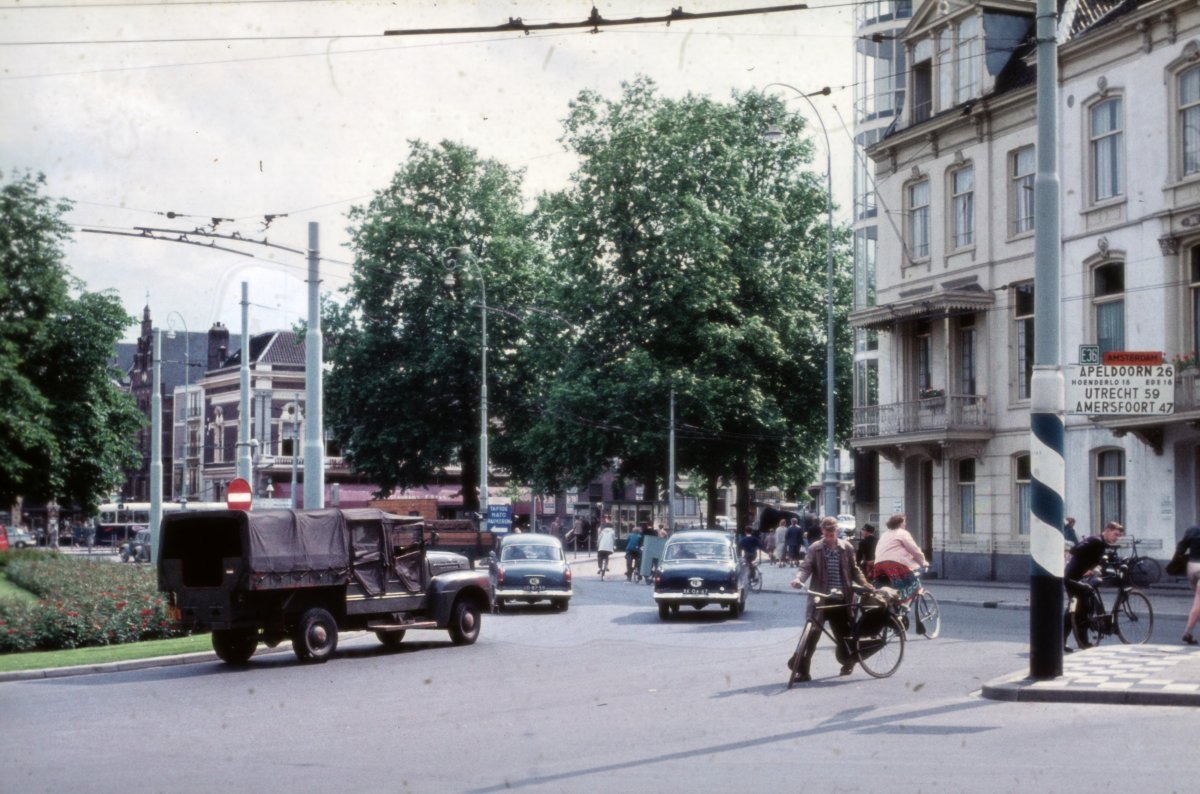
[490,534,573,612]
[653,530,748,619]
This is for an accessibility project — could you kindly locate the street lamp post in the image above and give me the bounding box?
[166,311,189,506]
[443,246,489,531]
[765,83,839,519]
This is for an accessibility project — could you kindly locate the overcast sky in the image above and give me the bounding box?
[1,0,857,341]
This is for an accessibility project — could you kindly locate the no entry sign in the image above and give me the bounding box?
[227,477,253,511]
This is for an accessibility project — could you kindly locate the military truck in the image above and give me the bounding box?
[158,508,492,665]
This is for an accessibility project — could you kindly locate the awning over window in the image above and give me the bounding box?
[849,285,995,331]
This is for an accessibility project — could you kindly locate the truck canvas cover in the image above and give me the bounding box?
[247,509,350,578]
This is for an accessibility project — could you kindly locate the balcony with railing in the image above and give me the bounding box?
[852,393,992,464]
[1100,368,1200,454]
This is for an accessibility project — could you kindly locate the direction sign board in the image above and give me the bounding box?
[1066,362,1175,415]
[227,477,253,511]
[487,503,513,533]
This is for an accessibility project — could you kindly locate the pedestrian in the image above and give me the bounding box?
[764,524,777,563]
[597,524,616,575]
[788,516,874,681]
[856,523,877,581]
[624,524,644,581]
[1173,524,1200,644]
[774,520,789,566]
[84,523,96,554]
[785,519,803,567]
[872,513,928,599]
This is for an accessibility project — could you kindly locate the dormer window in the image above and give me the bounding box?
[908,13,983,126]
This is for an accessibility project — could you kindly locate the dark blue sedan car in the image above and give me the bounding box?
[490,533,573,612]
[653,530,748,619]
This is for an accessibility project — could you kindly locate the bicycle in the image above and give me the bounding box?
[1123,536,1162,588]
[1070,558,1155,648]
[873,567,940,639]
[786,585,906,688]
[747,559,764,593]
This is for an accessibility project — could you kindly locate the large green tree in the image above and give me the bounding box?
[326,141,545,509]
[0,171,143,513]
[515,77,853,527]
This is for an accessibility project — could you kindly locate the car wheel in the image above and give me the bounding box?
[212,630,257,665]
[448,599,481,646]
[658,603,670,620]
[293,607,338,663]
[374,629,406,648]
[554,599,569,612]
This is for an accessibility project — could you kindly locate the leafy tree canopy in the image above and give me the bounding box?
[326,141,545,507]
[0,171,143,512]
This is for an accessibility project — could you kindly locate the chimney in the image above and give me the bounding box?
[207,322,230,370]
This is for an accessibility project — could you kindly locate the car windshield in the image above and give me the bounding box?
[665,541,731,561]
[501,544,562,562]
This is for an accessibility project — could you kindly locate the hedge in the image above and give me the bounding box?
[0,552,186,653]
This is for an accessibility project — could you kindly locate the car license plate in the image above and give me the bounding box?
[525,585,545,592]
[683,587,708,596]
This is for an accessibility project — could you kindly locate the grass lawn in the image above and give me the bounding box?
[0,571,38,606]
[0,633,214,673]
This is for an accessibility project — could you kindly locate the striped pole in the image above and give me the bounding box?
[1030,0,1064,679]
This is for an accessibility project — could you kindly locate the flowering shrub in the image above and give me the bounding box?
[0,553,185,653]
[918,387,945,399]
[1172,350,1198,371]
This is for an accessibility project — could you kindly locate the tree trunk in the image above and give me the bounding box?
[705,475,719,528]
[734,458,751,533]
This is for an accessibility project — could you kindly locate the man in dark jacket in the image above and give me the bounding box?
[789,516,874,681]
[1063,521,1123,650]
[856,523,878,581]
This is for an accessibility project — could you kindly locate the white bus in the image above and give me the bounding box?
[95,501,226,546]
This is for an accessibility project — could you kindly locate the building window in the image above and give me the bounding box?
[1015,283,1035,400]
[1090,97,1124,202]
[915,322,932,394]
[1015,455,1031,536]
[937,28,953,113]
[855,358,879,408]
[959,316,976,396]
[1093,262,1125,354]
[212,408,224,463]
[955,15,980,104]
[1180,66,1200,177]
[1095,449,1125,528]
[950,164,974,249]
[1190,248,1200,356]
[1010,146,1035,236]
[908,179,930,259]
[911,39,933,123]
[958,459,976,535]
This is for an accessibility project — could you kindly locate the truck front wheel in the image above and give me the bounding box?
[448,599,481,646]
[212,630,257,665]
[293,607,338,663]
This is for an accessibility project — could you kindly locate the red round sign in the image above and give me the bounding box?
[227,477,253,511]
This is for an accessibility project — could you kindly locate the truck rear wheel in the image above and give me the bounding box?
[448,599,481,646]
[374,629,406,648]
[212,630,257,665]
[293,607,338,663]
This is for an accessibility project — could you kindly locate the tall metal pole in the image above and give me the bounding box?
[149,329,163,564]
[304,222,325,509]
[668,388,676,533]
[766,83,838,519]
[291,392,300,510]
[478,264,489,531]
[237,282,252,483]
[1029,0,1065,679]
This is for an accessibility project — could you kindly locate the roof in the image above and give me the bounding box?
[222,330,305,369]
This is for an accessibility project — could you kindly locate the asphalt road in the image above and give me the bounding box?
[0,570,1191,792]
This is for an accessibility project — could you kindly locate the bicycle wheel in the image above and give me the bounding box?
[1115,590,1155,644]
[1129,558,1162,588]
[787,623,815,689]
[915,591,941,639]
[750,567,764,593]
[856,614,906,679]
[1072,594,1104,648]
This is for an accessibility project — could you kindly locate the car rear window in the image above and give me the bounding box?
[501,544,562,561]
[665,541,731,561]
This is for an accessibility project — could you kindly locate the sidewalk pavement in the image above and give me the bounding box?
[6,550,1199,705]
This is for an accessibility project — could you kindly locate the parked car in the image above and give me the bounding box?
[3,525,36,549]
[489,533,572,611]
[653,530,748,620]
[837,514,857,538]
[120,528,152,562]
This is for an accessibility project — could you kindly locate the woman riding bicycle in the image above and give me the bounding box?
[871,513,928,601]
